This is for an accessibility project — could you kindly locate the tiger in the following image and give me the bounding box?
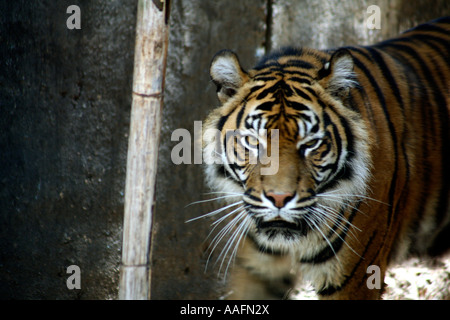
[199,17,450,299]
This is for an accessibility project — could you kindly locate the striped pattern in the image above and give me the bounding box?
[202,17,450,299]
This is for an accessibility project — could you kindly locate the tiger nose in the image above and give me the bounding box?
[265,192,295,208]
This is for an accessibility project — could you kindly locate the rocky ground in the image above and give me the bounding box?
[291,254,450,300]
[382,255,450,300]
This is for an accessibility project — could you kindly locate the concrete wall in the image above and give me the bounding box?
[1,0,448,299]
[151,0,267,299]
[0,0,135,299]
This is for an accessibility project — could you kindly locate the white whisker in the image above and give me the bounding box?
[317,192,389,206]
[185,201,243,223]
[308,207,361,259]
[185,194,242,207]
[303,212,341,265]
[316,203,362,233]
[215,212,247,267]
[219,216,252,277]
[206,211,247,273]
[314,206,357,239]
[202,191,243,196]
[204,205,247,255]
[210,205,246,227]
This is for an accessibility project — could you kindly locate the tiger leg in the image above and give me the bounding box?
[316,262,386,300]
[227,237,297,299]
[313,237,388,300]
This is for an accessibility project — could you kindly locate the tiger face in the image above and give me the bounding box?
[198,18,450,300]
[203,48,371,253]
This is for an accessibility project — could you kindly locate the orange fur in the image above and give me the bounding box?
[201,18,450,299]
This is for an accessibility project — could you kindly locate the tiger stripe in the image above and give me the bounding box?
[202,17,450,299]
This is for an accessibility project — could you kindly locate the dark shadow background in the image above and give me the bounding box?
[0,0,135,299]
[0,0,448,299]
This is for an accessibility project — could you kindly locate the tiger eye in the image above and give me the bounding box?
[304,139,320,148]
[246,135,259,148]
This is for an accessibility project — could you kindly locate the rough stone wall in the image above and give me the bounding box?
[151,0,267,300]
[270,0,449,50]
[0,0,136,299]
[1,0,448,299]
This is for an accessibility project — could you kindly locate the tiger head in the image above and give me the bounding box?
[202,48,372,253]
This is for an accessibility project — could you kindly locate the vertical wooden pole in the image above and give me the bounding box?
[119,0,170,300]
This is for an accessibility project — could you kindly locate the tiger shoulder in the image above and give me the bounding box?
[199,17,450,300]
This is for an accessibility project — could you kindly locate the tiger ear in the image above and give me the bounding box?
[210,50,249,104]
[318,49,357,98]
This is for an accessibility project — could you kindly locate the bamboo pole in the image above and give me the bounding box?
[119,0,170,300]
